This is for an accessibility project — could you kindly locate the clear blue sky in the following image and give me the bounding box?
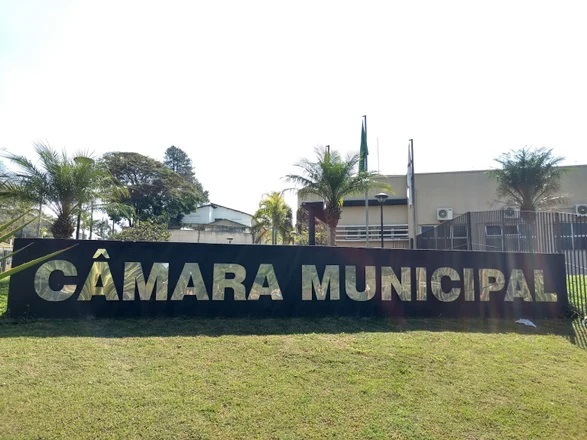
[1,0,586,217]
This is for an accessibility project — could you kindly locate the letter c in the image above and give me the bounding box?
[34,260,77,301]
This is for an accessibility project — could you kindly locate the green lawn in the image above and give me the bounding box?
[567,275,587,316]
[1,286,587,439]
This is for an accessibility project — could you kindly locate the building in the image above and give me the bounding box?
[298,165,587,248]
[169,203,254,244]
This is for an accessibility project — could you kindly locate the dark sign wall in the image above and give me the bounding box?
[7,238,568,319]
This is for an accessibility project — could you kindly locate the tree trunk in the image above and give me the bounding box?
[50,213,75,239]
[324,204,341,246]
[327,225,336,246]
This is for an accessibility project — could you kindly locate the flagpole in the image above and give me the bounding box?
[409,139,416,248]
[363,115,369,247]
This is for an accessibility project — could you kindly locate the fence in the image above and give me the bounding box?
[416,210,587,317]
[335,224,409,248]
[0,248,12,272]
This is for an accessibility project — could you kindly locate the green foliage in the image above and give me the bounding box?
[0,211,75,281]
[285,146,391,245]
[567,275,586,318]
[0,199,53,238]
[252,192,293,244]
[101,152,208,227]
[163,146,208,210]
[111,219,171,242]
[92,218,113,240]
[0,143,119,238]
[488,147,567,212]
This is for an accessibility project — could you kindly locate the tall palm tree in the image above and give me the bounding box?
[251,191,293,244]
[488,147,567,213]
[285,146,391,246]
[0,143,118,238]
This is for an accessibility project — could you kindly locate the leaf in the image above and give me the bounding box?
[0,217,37,244]
[0,210,32,234]
[0,244,78,281]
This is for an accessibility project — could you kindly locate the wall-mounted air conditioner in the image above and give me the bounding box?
[504,207,520,218]
[575,204,587,216]
[437,208,453,221]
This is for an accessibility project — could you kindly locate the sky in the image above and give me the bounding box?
[1,0,586,218]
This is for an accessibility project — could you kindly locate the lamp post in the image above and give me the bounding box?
[375,192,388,248]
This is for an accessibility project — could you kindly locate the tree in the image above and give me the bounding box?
[0,143,115,238]
[92,218,113,240]
[164,146,194,180]
[101,152,208,227]
[488,147,567,213]
[111,219,171,242]
[163,146,208,202]
[285,146,391,246]
[251,192,293,244]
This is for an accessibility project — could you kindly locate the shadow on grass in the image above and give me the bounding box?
[1,314,585,348]
[1,290,585,348]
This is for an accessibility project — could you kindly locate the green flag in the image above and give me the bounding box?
[359,119,368,172]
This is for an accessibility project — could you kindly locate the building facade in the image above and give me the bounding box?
[170,203,254,244]
[298,165,587,248]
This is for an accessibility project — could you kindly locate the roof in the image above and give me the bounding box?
[380,163,587,178]
[197,203,253,218]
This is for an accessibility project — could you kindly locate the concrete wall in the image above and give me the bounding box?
[182,205,253,227]
[412,165,587,227]
[169,229,253,244]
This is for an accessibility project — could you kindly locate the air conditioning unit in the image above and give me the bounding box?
[437,208,453,221]
[576,204,587,216]
[503,207,520,218]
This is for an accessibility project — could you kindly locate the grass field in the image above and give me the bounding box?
[1,285,587,439]
[567,275,587,316]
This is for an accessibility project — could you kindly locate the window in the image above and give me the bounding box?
[452,225,467,238]
[451,224,468,250]
[504,224,519,235]
[420,225,436,234]
[486,225,502,236]
[560,222,587,250]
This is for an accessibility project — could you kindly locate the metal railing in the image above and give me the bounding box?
[416,210,587,317]
[336,224,409,242]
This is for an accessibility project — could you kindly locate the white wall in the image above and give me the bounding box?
[169,229,253,244]
[181,205,252,227]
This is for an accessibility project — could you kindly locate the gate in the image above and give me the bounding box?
[416,210,587,317]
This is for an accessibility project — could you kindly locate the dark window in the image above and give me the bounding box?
[561,223,573,236]
[452,225,467,238]
[504,224,519,235]
[420,225,435,234]
[575,222,587,235]
[486,225,502,236]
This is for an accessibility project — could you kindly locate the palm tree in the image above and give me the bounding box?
[488,147,567,213]
[251,192,293,244]
[285,146,391,246]
[0,143,118,238]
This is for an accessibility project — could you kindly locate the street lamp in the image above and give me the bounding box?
[375,192,388,248]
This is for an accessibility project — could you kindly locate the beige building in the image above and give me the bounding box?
[299,165,587,248]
